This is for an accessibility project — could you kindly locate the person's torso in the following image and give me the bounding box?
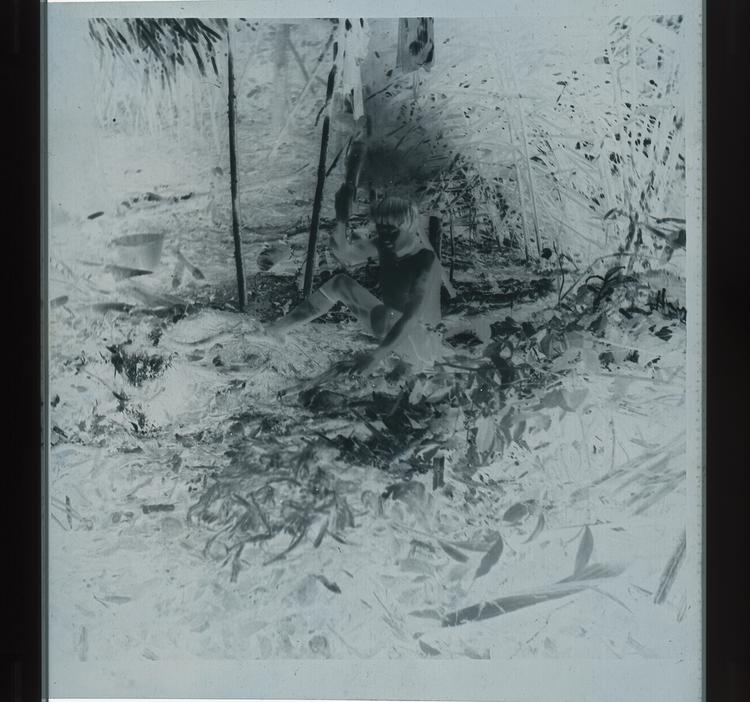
[376,245,441,324]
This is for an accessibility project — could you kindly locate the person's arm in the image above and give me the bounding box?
[330,221,377,267]
[330,184,377,267]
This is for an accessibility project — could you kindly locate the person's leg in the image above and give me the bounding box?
[267,289,335,335]
[268,273,388,337]
[369,305,401,341]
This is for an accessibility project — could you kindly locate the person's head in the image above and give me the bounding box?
[371,197,419,252]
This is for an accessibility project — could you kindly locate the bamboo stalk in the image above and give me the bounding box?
[227,32,246,311]
[302,45,338,298]
[449,210,455,283]
[508,61,542,258]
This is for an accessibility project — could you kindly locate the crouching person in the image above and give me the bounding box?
[266,196,446,374]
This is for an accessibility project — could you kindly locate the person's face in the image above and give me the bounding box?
[376,223,414,253]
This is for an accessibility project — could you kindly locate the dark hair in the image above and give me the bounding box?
[371,196,418,230]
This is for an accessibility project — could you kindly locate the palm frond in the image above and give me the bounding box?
[88,18,228,83]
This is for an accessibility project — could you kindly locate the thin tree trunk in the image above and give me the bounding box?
[303,116,332,297]
[303,45,338,298]
[227,32,246,311]
[449,211,455,283]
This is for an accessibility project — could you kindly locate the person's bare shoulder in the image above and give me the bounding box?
[412,247,437,271]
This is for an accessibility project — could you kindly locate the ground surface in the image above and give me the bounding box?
[48,175,691,663]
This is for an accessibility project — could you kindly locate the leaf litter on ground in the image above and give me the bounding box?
[48,165,691,660]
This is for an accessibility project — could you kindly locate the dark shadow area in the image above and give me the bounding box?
[706,1,750,700]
